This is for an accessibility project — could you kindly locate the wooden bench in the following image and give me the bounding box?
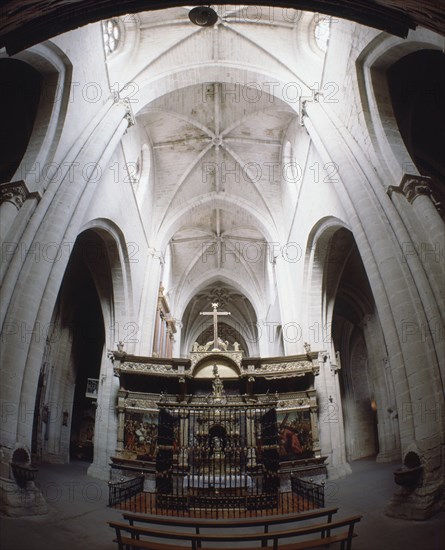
[109,508,362,550]
[122,506,338,540]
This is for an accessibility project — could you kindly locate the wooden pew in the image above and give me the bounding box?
[109,512,362,550]
[122,506,339,539]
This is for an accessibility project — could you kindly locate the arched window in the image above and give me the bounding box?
[102,19,121,57]
[314,16,331,53]
[0,59,42,183]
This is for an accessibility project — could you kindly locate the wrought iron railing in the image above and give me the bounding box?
[291,476,325,510]
[110,485,325,518]
[108,474,144,507]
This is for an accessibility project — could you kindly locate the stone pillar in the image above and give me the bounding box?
[360,314,401,462]
[152,309,161,356]
[88,348,120,480]
[0,99,131,467]
[160,314,167,357]
[388,174,445,315]
[272,254,302,356]
[304,100,444,518]
[315,352,351,479]
[309,394,321,457]
[388,174,443,234]
[116,396,125,453]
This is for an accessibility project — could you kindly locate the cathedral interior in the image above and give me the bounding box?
[0,2,444,549]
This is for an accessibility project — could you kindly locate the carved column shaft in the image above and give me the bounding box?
[116,398,125,452]
[152,308,160,356]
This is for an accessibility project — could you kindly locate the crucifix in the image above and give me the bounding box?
[200,302,231,351]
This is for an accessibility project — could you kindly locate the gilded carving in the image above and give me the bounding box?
[190,350,243,369]
[117,362,191,376]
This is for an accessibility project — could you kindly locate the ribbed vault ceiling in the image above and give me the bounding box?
[1,1,444,55]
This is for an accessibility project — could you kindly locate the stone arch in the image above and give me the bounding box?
[80,218,135,325]
[157,193,278,252]
[302,216,351,338]
[187,318,254,358]
[387,50,445,205]
[192,355,241,378]
[2,1,443,58]
[328,231,384,463]
[178,274,261,357]
[133,64,306,121]
[356,29,444,185]
[0,99,130,459]
[0,59,42,184]
[304,95,444,513]
[28,225,132,470]
[303,215,400,471]
[177,270,263,323]
[0,41,72,190]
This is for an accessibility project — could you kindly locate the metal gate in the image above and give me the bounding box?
[155,404,279,509]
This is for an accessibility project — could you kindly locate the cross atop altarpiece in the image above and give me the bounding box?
[200,303,231,351]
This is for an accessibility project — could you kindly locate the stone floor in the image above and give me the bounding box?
[0,457,444,550]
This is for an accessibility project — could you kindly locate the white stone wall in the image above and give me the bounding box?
[0,8,443,516]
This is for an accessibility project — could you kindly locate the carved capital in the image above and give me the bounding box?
[0,181,40,209]
[331,351,341,374]
[120,98,135,128]
[108,348,127,365]
[388,174,435,204]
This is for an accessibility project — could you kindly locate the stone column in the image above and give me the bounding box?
[272,255,301,356]
[315,352,351,479]
[360,314,401,462]
[136,252,163,356]
[116,396,125,453]
[0,99,133,485]
[309,392,321,456]
[388,174,445,317]
[304,100,444,518]
[159,314,166,357]
[88,347,120,480]
[152,309,161,356]
[0,182,37,241]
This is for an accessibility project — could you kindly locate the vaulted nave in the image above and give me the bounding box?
[0,3,444,548]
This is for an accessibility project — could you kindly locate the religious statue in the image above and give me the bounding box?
[219,338,229,351]
[233,341,240,351]
[204,340,214,351]
[212,436,223,454]
[192,341,199,352]
[212,364,225,399]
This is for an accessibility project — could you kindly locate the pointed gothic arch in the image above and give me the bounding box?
[0,42,72,189]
